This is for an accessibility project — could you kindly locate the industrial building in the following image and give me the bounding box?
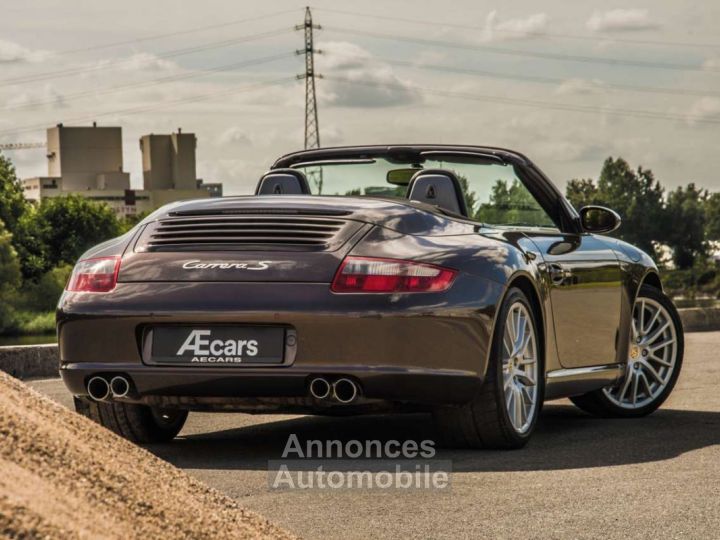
[22,124,222,217]
[140,130,197,190]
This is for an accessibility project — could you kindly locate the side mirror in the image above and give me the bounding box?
[579,206,621,234]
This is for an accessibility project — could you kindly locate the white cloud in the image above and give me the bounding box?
[506,111,555,132]
[482,11,548,42]
[555,78,606,96]
[216,126,252,146]
[321,125,343,146]
[0,39,48,63]
[319,42,372,70]
[687,97,720,125]
[414,51,448,66]
[116,52,178,72]
[7,86,65,110]
[535,139,608,162]
[703,57,720,71]
[198,158,256,192]
[586,9,659,32]
[0,12,713,195]
[317,41,418,108]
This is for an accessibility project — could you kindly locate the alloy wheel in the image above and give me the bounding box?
[602,297,678,409]
[502,302,539,433]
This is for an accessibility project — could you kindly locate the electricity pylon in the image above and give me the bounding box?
[295,6,323,192]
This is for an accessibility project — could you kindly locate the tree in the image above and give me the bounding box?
[0,219,22,331]
[120,210,151,233]
[20,263,73,311]
[38,195,122,267]
[565,178,599,209]
[597,158,665,256]
[13,206,48,280]
[665,183,708,269]
[0,151,27,235]
[14,195,122,280]
[705,192,720,242]
[475,179,549,226]
[566,157,666,258]
[456,174,479,215]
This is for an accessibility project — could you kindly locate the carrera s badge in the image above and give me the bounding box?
[182,260,271,270]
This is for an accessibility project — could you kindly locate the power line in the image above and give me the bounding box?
[324,26,720,73]
[323,53,720,98]
[2,52,295,112]
[0,28,292,88]
[0,77,297,137]
[324,76,720,125]
[53,8,299,57]
[315,7,720,50]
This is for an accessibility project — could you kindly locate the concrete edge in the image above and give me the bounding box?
[0,344,59,380]
[0,307,718,380]
[678,307,720,333]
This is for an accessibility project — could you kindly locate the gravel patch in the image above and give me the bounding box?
[0,371,296,540]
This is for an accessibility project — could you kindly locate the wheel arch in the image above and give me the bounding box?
[639,270,662,292]
[487,272,547,379]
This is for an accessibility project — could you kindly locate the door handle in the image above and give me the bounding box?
[548,263,572,285]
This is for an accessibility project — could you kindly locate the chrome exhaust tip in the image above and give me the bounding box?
[332,378,358,404]
[110,376,130,398]
[87,376,110,401]
[309,377,331,400]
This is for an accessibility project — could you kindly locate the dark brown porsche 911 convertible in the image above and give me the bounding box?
[58,145,684,449]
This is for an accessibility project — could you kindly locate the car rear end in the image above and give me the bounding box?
[58,197,503,413]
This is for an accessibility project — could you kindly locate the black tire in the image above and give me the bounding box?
[570,284,684,418]
[74,397,188,444]
[433,287,544,449]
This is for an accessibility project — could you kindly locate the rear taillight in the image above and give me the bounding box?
[66,256,121,293]
[331,256,457,293]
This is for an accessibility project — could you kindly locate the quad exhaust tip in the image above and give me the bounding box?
[87,375,132,401]
[309,377,331,400]
[309,376,359,403]
[332,378,358,404]
[110,376,130,399]
[87,376,110,401]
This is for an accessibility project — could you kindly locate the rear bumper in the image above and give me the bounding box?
[57,277,503,407]
[60,364,482,405]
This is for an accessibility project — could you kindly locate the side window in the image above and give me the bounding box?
[474,179,556,228]
[446,166,557,228]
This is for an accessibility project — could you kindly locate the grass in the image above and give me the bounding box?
[3,311,55,336]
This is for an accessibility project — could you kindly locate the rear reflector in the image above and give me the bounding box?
[66,256,121,293]
[331,256,457,293]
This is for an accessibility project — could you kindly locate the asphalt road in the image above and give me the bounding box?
[31,331,720,539]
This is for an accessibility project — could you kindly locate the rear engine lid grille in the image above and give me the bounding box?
[134,215,364,252]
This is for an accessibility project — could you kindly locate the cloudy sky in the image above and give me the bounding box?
[1,0,719,195]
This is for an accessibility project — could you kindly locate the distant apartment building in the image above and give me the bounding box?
[22,124,222,217]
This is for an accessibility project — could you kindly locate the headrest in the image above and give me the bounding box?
[406,169,468,217]
[255,169,311,195]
